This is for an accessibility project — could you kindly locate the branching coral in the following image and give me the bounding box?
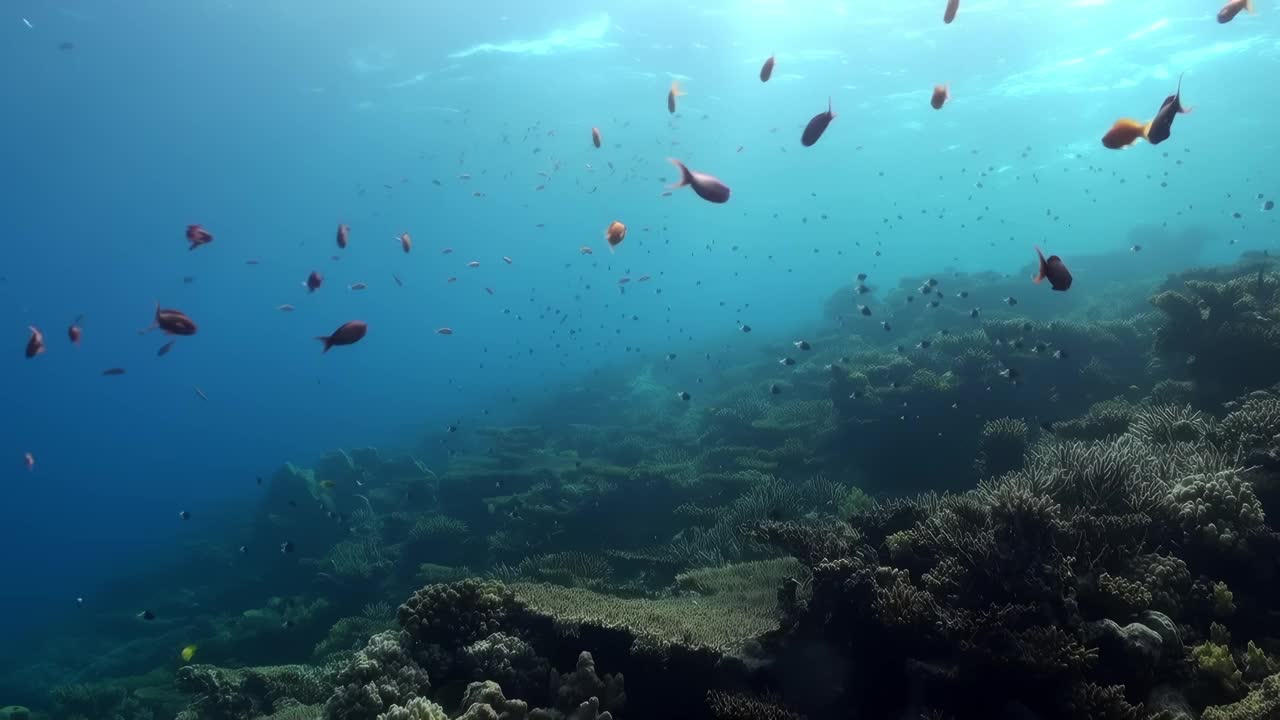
[974,417,1029,478]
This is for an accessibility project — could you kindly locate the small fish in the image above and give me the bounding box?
[1130,244,1143,253]
[1101,118,1149,150]
[280,541,294,554]
[579,246,594,255]
[956,290,969,299]
[68,315,83,345]
[467,261,481,268]
[102,367,126,376]
[277,304,295,312]
[349,282,368,291]
[667,159,731,203]
[319,480,336,489]
[1033,247,1072,291]
[238,545,247,553]
[591,127,602,148]
[760,54,776,82]
[194,386,209,401]
[76,597,84,607]
[801,97,835,147]
[502,256,513,264]
[142,304,198,335]
[1053,349,1069,360]
[667,80,686,114]
[856,273,868,281]
[305,271,323,292]
[855,285,871,295]
[944,0,960,23]
[1218,0,1255,23]
[930,84,950,110]
[666,353,678,360]
[1003,296,1018,306]
[282,620,294,629]
[677,390,691,401]
[881,321,892,331]
[436,327,454,335]
[25,326,45,358]
[157,340,176,357]
[779,357,796,366]
[138,610,156,621]
[393,273,403,287]
[969,308,981,319]
[186,224,214,251]
[858,305,872,316]
[1145,73,1192,146]
[999,368,1020,380]
[316,321,367,352]
[181,645,198,662]
[441,247,454,254]
[179,510,190,520]
[605,221,627,252]
[770,383,782,395]
[739,324,753,333]
[794,340,811,351]
[23,452,34,472]
[336,223,350,249]
[21,17,32,28]
[398,232,413,254]
[638,274,651,282]
[917,340,932,349]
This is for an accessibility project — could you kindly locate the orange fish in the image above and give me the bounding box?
[337,223,350,249]
[605,221,627,253]
[667,80,686,114]
[591,127,602,148]
[436,327,454,335]
[25,326,45,358]
[186,224,214,251]
[760,55,775,82]
[930,84,950,110]
[944,0,959,23]
[398,232,412,254]
[1218,0,1255,22]
[1101,118,1149,149]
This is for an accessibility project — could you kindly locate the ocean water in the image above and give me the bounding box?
[2,0,1278,717]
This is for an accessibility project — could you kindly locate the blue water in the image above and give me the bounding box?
[1,0,1275,651]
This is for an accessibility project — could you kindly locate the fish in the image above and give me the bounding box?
[944,0,960,23]
[441,247,454,254]
[186,224,214,251]
[142,304,198,335]
[1218,0,1255,23]
[436,327,454,335]
[999,368,1020,380]
[1145,73,1192,146]
[1003,297,1018,306]
[770,384,782,395]
[779,357,796,366]
[605,221,627,252]
[579,246,594,255]
[316,321,367,352]
[467,261,481,268]
[930,84,950,110]
[740,324,753,333]
[181,645,198,662]
[102,368,126,376]
[1102,118,1149,149]
[280,541,294,554]
[503,256,513,264]
[858,305,872,316]
[881,321,892,331]
[157,340,176,357]
[667,80,686,114]
[398,232,413,254]
[305,271,323,292]
[393,274,403,287]
[179,510,191,521]
[277,304,296,312]
[25,326,45,358]
[794,340,811,350]
[591,127,602,148]
[667,159,731,204]
[1131,244,1143,253]
[23,452,34,472]
[1033,247,1072,291]
[801,98,836,147]
[138,610,156,621]
[319,480,336,489]
[336,223,350,249]
[194,386,209,401]
[349,282,368,291]
[760,54,776,82]
[677,391,691,401]
[68,315,83,345]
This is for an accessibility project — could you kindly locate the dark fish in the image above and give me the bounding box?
[793,340,811,350]
[186,224,213,251]
[58,41,74,51]
[930,84,950,110]
[760,54,776,82]
[1145,73,1191,146]
[142,304,197,336]
[591,127,602,148]
[336,223,350,249]
[179,510,190,520]
[1033,247,1072,291]
[667,159,730,203]
[944,0,960,23]
[102,367,126,376]
[667,81,685,114]
[138,610,156,621]
[677,391,691,401]
[801,97,835,147]
[157,340,176,357]
[25,326,45,358]
[316,321,367,352]
[68,316,83,345]
[999,368,1019,380]
[305,271,323,292]
[280,541,294,554]
[770,384,782,395]
[1218,0,1255,23]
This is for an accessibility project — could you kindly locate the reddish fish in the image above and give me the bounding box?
[944,0,959,23]
[930,84,950,110]
[305,271,323,292]
[605,221,627,252]
[316,320,367,352]
[801,97,836,147]
[140,303,197,335]
[68,315,83,345]
[1101,118,1148,149]
[760,54,776,82]
[1033,247,1072,291]
[337,223,350,249]
[667,159,731,204]
[667,80,686,114]
[25,326,45,358]
[399,232,412,254]
[591,127,602,148]
[186,224,214,251]
[1218,0,1255,23]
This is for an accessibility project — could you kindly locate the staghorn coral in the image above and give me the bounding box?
[323,631,431,720]
[706,690,806,720]
[398,580,518,651]
[974,417,1028,478]
[1129,404,1214,445]
[514,553,613,590]
[1050,399,1136,441]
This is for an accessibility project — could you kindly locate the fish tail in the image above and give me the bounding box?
[1246,0,1255,13]
[828,96,835,118]
[316,336,333,352]
[671,80,685,97]
[666,158,692,188]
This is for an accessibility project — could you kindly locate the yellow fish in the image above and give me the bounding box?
[181,644,197,663]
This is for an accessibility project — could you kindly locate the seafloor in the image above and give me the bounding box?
[7,237,1280,720]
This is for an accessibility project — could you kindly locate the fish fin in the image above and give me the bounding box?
[1140,120,1152,139]
[670,80,685,97]
[1247,0,1255,12]
[828,96,835,118]
[316,336,332,352]
[665,158,692,188]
